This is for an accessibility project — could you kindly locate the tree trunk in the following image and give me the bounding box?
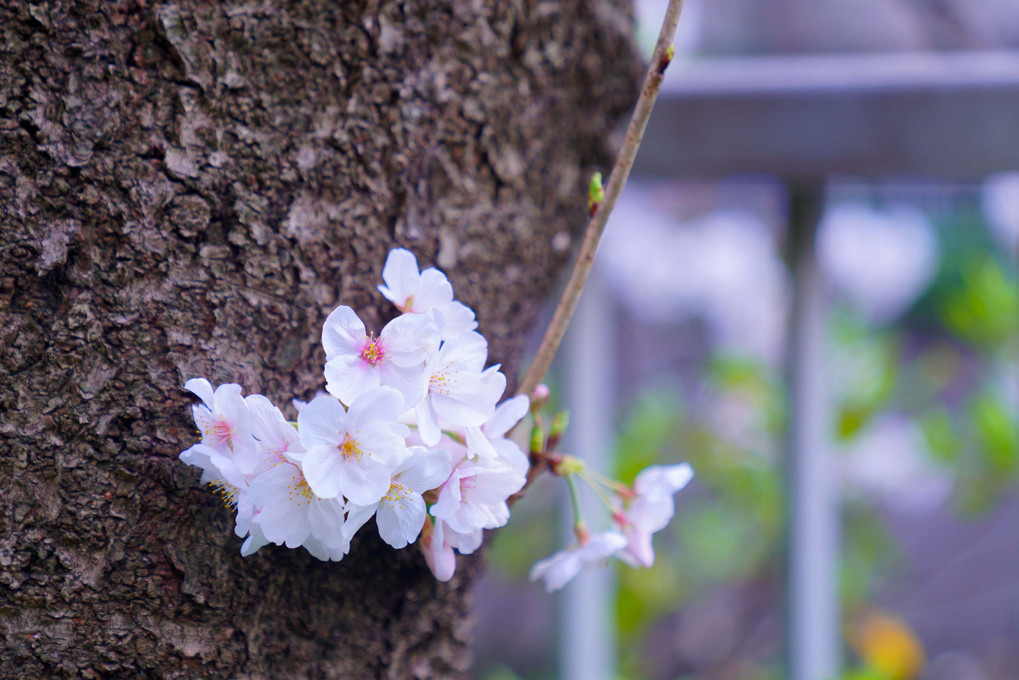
[0,1,639,677]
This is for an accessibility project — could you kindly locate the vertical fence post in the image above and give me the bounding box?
[560,272,617,680]
[785,184,840,680]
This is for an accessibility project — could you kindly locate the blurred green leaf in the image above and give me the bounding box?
[840,505,899,607]
[616,558,684,638]
[919,409,962,465]
[676,503,767,585]
[940,256,1019,350]
[612,390,683,484]
[971,392,1019,475]
[841,667,891,680]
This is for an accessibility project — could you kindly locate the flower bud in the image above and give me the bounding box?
[529,383,551,414]
[587,172,604,216]
[546,410,569,452]
[529,423,547,456]
[658,45,675,74]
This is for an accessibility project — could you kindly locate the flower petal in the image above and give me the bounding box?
[396,447,453,492]
[334,456,393,506]
[484,395,530,439]
[324,354,380,406]
[301,445,346,499]
[322,305,366,358]
[377,492,426,549]
[297,396,348,449]
[378,248,421,308]
[184,377,215,409]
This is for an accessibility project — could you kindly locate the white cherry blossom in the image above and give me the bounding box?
[378,248,477,340]
[344,446,452,549]
[184,378,257,470]
[415,331,506,446]
[246,459,349,556]
[322,306,438,409]
[615,463,693,568]
[180,380,268,539]
[430,453,524,534]
[298,389,409,505]
[529,530,628,593]
[465,394,530,475]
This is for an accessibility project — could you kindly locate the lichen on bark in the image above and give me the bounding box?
[0,1,640,677]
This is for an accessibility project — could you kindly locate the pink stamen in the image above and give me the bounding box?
[359,333,387,366]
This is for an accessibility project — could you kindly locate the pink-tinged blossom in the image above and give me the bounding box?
[420,517,483,582]
[430,455,524,534]
[184,378,257,470]
[378,248,477,340]
[343,447,452,549]
[298,389,409,505]
[180,380,271,539]
[322,306,439,408]
[246,459,349,557]
[415,332,506,446]
[615,463,693,568]
[529,531,628,593]
[246,394,302,468]
[465,394,530,475]
[421,518,456,582]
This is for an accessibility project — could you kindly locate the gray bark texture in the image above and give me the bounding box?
[0,0,639,677]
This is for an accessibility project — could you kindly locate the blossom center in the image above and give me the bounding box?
[340,434,363,461]
[199,413,234,447]
[359,334,387,367]
[383,481,408,506]
[210,481,239,508]
[429,363,455,395]
[287,476,316,506]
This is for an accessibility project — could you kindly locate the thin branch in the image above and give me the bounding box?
[516,0,686,399]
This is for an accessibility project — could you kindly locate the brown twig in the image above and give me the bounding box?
[516,0,686,399]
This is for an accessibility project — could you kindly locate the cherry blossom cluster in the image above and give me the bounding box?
[179,249,527,581]
[179,247,694,591]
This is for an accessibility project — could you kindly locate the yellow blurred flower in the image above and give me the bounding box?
[848,609,926,680]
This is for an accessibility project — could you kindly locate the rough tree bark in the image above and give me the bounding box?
[0,1,639,677]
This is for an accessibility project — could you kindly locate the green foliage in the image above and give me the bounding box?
[829,312,900,442]
[841,667,891,680]
[612,389,684,484]
[940,256,1019,350]
[840,505,900,608]
[971,391,1019,476]
[919,408,962,465]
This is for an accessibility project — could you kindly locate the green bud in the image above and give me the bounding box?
[658,45,676,74]
[554,455,585,476]
[550,410,569,438]
[529,424,546,456]
[546,410,569,452]
[587,172,605,214]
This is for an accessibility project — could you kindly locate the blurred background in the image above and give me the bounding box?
[473,1,1019,679]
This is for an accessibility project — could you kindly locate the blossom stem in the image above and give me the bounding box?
[580,466,633,498]
[566,474,586,536]
[578,470,620,513]
[516,0,687,399]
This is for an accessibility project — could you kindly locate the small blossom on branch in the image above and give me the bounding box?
[530,530,628,593]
